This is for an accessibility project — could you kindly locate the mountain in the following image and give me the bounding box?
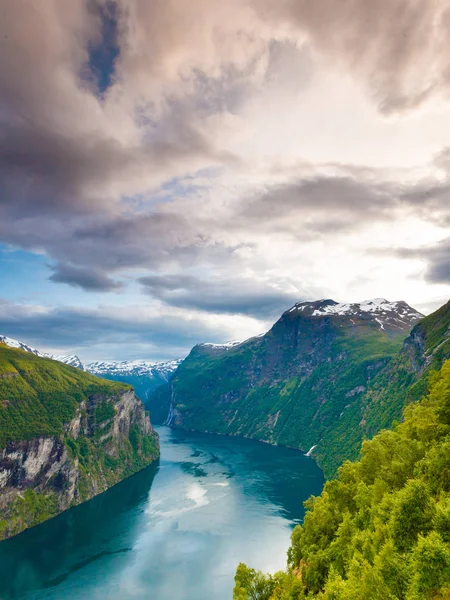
[0,335,42,356]
[0,336,181,411]
[234,358,450,600]
[85,359,182,419]
[0,343,159,540]
[350,298,450,440]
[0,335,85,370]
[149,298,424,477]
[51,354,85,370]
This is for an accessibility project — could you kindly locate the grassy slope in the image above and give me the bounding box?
[234,360,450,600]
[0,343,130,447]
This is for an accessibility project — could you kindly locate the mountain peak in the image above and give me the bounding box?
[284,298,424,332]
[0,335,42,356]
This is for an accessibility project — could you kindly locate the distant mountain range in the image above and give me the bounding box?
[149,298,430,477]
[85,359,182,414]
[0,335,181,407]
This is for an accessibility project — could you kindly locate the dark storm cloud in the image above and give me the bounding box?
[48,263,124,292]
[139,274,300,318]
[394,238,450,284]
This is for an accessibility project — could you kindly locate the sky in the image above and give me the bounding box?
[1,0,450,362]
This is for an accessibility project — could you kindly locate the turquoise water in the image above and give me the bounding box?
[0,427,324,600]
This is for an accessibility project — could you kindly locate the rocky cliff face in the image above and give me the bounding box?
[0,346,159,540]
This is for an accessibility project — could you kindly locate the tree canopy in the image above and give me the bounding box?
[234,360,450,600]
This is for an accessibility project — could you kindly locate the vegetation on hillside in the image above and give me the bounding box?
[234,359,450,600]
[331,300,450,477]
[159,321,407,478]
[0,344,159,540]
[0,343,130,447]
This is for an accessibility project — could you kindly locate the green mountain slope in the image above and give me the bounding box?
[152,299,423,477]
[328,300,450,475]
[0,344,159,540]
[234,359,450,600]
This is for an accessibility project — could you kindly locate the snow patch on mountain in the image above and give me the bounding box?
[0,335,42,356]
[200,340,243,350]
[51,355,85,370]
[1,335,86,370]
[286,299,423,331]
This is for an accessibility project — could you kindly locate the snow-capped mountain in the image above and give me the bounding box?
[0,335,42,356]
[85,359,182,406]
[286,298,423,332]
[85,359,181,378]
[198,340,243,350]
[51,354,85,370]
[0,335,85,368]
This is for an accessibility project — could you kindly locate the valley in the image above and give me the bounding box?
[1,296,449,600]
[149,298,436,477]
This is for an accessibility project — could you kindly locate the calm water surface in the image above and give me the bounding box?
[0,427,324,600]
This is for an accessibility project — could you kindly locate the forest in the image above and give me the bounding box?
[234,360,450,600]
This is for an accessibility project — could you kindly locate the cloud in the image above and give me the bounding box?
[393,238,450,284]
[0,0,449,358]
[139,273,301,318]
[238,174,398,234]
[0,299,262,361]
[48,263,124,292]
[255,0,450,114]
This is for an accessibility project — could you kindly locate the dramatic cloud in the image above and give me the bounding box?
[48,263,124,292]
[139,274,301,318]
[255,0,450,114]
[239,174,397,235]
[393,238,450,284]
[1,0,450,358]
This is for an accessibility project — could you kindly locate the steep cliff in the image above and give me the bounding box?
[151,299,423,477]
[0,344,159,540]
